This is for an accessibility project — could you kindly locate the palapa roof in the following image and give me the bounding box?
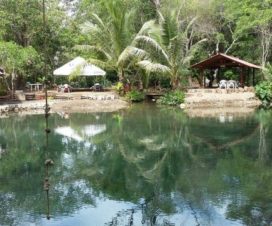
[191,53,262,70]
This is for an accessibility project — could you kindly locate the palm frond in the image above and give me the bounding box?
[134,35,170,65]
[161,13,178,47]
[80,22,99,34]
[185,17,198,35]
[182,38,207,65]
[118,46,147,67]
[74,45,112,61]
[87,58,114,71]
[137,60,171,74]
[137,20,157,36]
[91,13,107,31]
[157,10,165,24]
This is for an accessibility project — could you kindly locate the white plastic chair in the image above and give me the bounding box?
[227,80,238,89]
[219,80,227,89]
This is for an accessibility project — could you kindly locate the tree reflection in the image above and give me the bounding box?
[0,106,272,225]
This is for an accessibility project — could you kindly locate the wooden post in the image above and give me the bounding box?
[247,67,250,86]
[240,67,245,87]
[253,68,255,86]
[200,69,204,88]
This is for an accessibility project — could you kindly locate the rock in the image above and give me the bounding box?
[180,103,186,109]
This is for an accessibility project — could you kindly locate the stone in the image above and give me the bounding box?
[180,103,186,109]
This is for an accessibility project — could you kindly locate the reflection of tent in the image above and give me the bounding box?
[83,125,106,137]
[55,124,106,142]
[53,57,106,76]
[55,127,83,142]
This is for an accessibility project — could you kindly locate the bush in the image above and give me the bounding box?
[255,81,272,107]
[0,80,8,96]
[113,82,124,95]
[157,90,185,106]
[224,70,237,80]
[126,90,145,102]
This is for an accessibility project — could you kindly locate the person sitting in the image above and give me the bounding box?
[64,84,70,93]
[94,83,102,92]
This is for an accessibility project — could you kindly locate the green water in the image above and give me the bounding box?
[0,104,272,226]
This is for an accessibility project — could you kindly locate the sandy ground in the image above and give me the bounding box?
[0,90,262,118]
[179,88,262,118]
[51,99,129,113]
[0,91,129,115]
[185,89,261,108]
[184,107,256,119]
[50,91,129,113]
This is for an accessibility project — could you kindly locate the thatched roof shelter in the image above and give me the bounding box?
[191,53,263,87]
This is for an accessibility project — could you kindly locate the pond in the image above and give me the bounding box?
[0,104,272,226]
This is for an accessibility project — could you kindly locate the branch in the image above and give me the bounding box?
[225,37,238,54]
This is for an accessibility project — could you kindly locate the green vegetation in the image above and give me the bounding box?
[113,82,124,95]
[0,0,272,94]
[256,82,272,107]
[0,80,8,96]
[157,90,185,106]
[126,90,145,102]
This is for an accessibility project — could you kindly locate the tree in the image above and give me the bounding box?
[75,0,149,82]
[120,7,207,89]
[0,41,41,91]
[214,0,272,68]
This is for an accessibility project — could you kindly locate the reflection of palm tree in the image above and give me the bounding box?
[256,110,271,162]
[190,124,260,151]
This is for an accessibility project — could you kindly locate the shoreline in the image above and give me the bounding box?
[0,90,264,118]
[0,91,129,116]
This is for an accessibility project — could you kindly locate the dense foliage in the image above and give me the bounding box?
[0,0,272,92]
[255,81,272,107]
[157,90,185,106]
[126,90,145,102]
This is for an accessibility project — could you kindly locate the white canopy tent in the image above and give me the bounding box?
[53,57,106,76]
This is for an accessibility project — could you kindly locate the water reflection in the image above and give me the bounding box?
[55,124,106,142]
[0,105,272,225]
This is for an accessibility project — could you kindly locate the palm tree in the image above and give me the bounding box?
[75,1,140,82]
[120,8,207,89]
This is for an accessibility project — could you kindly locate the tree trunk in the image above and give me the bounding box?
[119,68,125,82]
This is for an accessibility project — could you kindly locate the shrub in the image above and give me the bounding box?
[0,80,8,96]
[126,90,145,102]
[157,90,185,106]
[224,70,237,80]
[113,82,124,95]
[255,81,272,107]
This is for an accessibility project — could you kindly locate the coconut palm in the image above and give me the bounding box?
[75,1,149,82]
[119,8,207,89]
